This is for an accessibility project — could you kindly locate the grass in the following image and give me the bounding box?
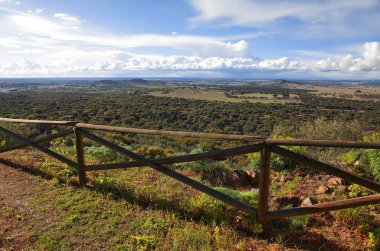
[0,149,268,250]
[1,149,379,250]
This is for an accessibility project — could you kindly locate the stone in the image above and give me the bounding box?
[201,168,260,188]
[354,160,360,167]
[327,177,344,186]
[245,170,260,186]
[317,185,330,194]
[301,197,316,207]
[250,188,259,193]
[279,174,291,183]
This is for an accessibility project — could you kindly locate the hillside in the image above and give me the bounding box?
[0,149,378,250]
[0,80,380,250]
[1,118,380,250]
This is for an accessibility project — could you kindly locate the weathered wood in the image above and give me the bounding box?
[265,139,380,149]
[271,146,380,192]
[267,194,380,220]
[81,130,258,216]
[0,129,73,153]
[0,127,78,168]
[83,144,263,171]
[76,123,264,142]
[258,146,271,232]
[74,127,87,185]
[0,117,77,126]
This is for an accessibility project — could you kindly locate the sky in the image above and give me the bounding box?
[0,0,380,79]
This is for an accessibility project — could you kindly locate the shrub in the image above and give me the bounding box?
[248,137,307,172]
[340,150,360,165]
[174,145,225,172]
[191,187,259,224]
[95,175,117,194]
[272,118,363,163]
[50,130,76,159]
[348,184,371,198]
[247,152,261,172]
[362,133,380,181]
[298,118,362,162]
[85,146,118,162]
[0,139,6,148]
[213,187,258,205]
[135,145,173,159]
[368,227,380,251]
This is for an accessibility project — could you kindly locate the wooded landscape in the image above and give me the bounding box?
[0,79,380,250]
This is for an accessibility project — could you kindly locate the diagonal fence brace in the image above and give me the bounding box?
[80,129,259,217]
[0,128,73,154]
[0,126,78,168]
[271,145,380,192]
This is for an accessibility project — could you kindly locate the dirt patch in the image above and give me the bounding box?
[0,164,39,250]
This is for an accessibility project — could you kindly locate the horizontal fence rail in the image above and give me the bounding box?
[84,144,263,171]
[0,117,379,232]
[266,194,380,220]
[0,118,78,126]
[76,123,265,142]
[265,139,380,149]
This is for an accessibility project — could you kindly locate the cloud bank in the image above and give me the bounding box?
[1,42,379,77]
[0,4,379,78]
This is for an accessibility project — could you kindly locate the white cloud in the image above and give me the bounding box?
[190,0,377,25]
[0,7,379,78]
[0,49,308,76]
[53,12,81,23]
[316,42,380,72]
[2,44,380,78]
[189,0,380,37]
[0,0,20,5]
[0,10,251,58]
[27,8,43,14]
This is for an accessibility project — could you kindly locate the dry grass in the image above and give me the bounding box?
[287,83,380,101]
[148,88,301,104]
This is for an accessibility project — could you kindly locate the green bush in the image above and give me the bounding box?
[362,133,380,181]
[95,175,117,194]
[272,118,363,163]
[174,145,227,172]
[213,187,258,205]
[191,187,259,224]
[340,150,360,165]
[247,152,261,172]
[247,140,307,172]
[0,139,6,148]
[368,227,380,251]
[85,146,118,162]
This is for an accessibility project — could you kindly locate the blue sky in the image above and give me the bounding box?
[0,0,380,79]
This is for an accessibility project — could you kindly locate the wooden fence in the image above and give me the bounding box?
[0,117,380,232]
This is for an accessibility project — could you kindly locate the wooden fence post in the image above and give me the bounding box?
[74,127,87,185]
[258,145,271,232]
